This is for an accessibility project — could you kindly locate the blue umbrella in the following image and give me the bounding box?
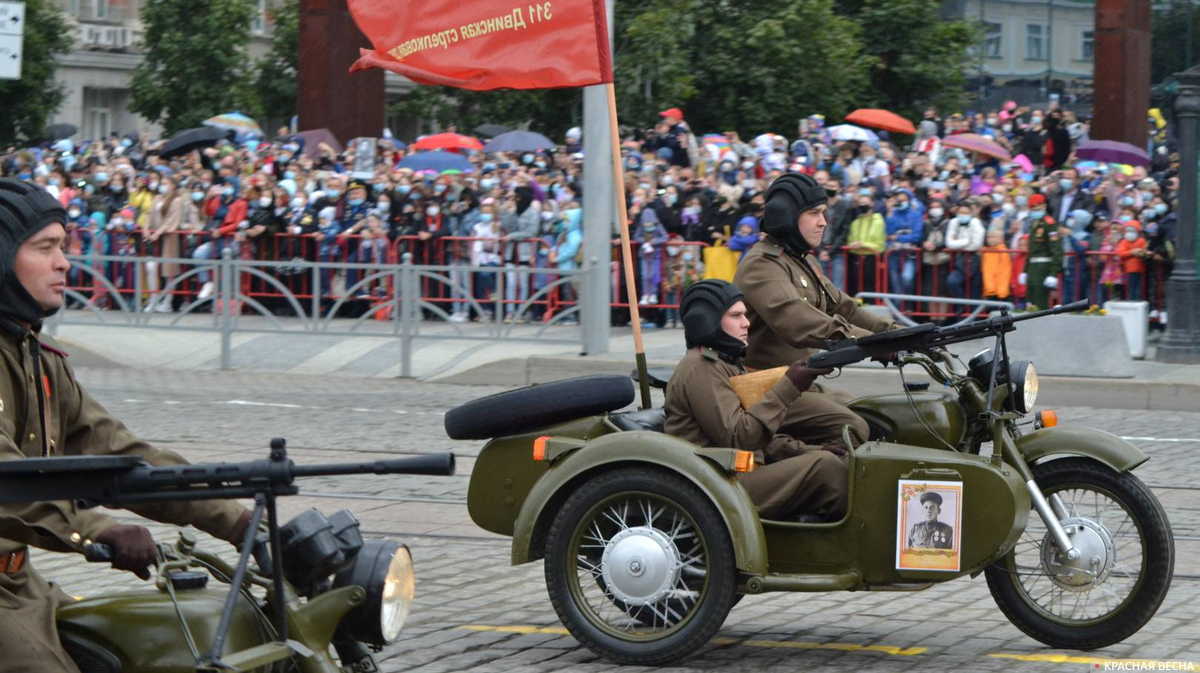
[398,150,475,174]
[482,130,555,154]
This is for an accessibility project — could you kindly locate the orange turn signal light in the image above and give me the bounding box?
[1038,410,1058,428]
[533,436,550,461]
[733,450,756,473]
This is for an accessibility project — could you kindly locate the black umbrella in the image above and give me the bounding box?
[159,127,229,159]
[482,130,556,154]
[47,124,77,141]
[473,123,512,138]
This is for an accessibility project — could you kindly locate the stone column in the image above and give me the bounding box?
[296,0,384,145]
[1093,0,1151,146]
[1157,65,1200,363]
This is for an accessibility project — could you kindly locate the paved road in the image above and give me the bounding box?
[30,368,1200,672]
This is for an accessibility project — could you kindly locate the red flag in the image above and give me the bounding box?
[347,0,613,91]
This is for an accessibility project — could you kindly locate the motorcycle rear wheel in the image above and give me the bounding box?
[985,458,1173,649]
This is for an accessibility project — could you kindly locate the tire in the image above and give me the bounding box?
[443,375,634,440]
[544,468,738,665]
[985,458,1174,649]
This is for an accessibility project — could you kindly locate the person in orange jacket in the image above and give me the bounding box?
[1115,220,1148,300]
[981,228,1012,301]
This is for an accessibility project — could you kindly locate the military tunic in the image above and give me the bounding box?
[1025,215,1063,310]
[0,327,247,672]
[907,520,954,549]
[664,347,847,520]
[733,238,896,444]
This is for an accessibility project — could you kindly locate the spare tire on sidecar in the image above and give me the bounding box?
[444,375,636,440]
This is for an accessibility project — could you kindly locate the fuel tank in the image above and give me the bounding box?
[850,390,966,450]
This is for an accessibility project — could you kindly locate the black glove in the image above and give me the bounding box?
[227,509,255,547]
[785,363,833,391]
[94,524,157,580]
[871,352,899,367]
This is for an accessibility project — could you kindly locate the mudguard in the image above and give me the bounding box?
[510,431,769,575]
[1016,426,1148,473]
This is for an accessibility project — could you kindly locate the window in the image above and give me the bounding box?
[1081,30,1094,60]
[1026,24,1045,61]
[94,0,107,20]
[68,0,79,16]
[252,0,266,35]
[983,22,1002,58]
[84,88,114,140]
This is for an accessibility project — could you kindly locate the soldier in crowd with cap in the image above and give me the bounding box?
[663,279,848,521]
[0,179,254,672]
[733,174,899,446]
[1024,192,1062,309]
[907,491,955,549]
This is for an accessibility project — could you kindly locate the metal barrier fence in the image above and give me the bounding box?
[49,249,592,377]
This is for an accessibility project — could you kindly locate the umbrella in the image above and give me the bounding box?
[397,150,475,174]
[474,123,512,138]
[1075,140,1151,167]
[47,123,77,141]
[482,130,555,154]
[941,133,1012,161]
[1012,154,1035,174]
[825,125,879,143]
[411,132,484,152]
[203,112,263,136]
[292,128,343,159]
[844,109,916,135]
[159,126,229,159]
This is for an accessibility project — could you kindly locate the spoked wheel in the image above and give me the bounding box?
[985,458,1174,649]
[544,468,738,665]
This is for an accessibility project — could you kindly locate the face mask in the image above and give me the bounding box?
[433,184,446,194]
[95,172,109,183]
[956,214,971,224]
[742,180,757,189]
[991,194,1004,203]
[192,192,204,202]
[1154,203,1168,215]
[111,183,124,192]
[284,171,296,180]
[661,175,674,186]
[986,119,997,127]
[896,201,909,210]
[1144,222,1159,235]
[1029,210,1045,220]
[858,188,873,197]
[534,161,547,169]
[682,252,695,262]
[1119,214,1133,222]
[939,170,949,180]
[326,189,341,199]
[349,197,365,207]
[291,197,305,209]
[1031,116,1043,125]
[862,155,876,162]
[68,208,81,218]
[666,245,680,256]
[427,206,440,217]
[49,178,59,187]
[1015,195,1028,208]
[1140,190,1153,201]
[683,206,700,216]
[398,184,411,195]
[522,153,535,165]
[1002,124,1013,133]
[1124,231,1138,241]
[1002,203,1015,214]
[480,213,494,223]
[148,180,159,190]
[639,182,651,191]
[664,194,677,206]
[201,181,212,190]
[929,208,944,219]
[258,196,272,208]
[377,200,390,212]
[223,186,234,197]
[373,183,386,192]
[158,184,170,194]
[121,138,132,148]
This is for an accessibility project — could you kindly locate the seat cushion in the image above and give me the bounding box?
[610,409,666,433]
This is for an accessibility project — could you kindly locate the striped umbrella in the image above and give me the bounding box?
[202,112,262,136]
[941,133,1012,161]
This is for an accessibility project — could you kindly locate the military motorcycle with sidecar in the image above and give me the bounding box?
[448,299,1173,665]
[0,439,456,673]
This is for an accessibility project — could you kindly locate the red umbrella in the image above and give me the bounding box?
[411,132,484,152]
[941,133,1012,161]
[844,109,917,135]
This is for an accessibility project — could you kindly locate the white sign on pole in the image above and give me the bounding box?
[0,33,21,80]
[0,1,25,37]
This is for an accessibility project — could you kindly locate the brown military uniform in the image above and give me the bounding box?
[664,347,847,520]
[733,238,896,443]
[0,327,246,673]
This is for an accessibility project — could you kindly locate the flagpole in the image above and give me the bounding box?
[604,82,652,409]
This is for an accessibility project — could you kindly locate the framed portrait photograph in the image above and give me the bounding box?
[895,480,963,572]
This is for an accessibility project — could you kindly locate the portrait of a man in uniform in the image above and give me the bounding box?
[896,480,962,571]
[907,491,954,549]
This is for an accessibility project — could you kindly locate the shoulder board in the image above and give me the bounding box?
[761,240,782,258]
[701,347,719,362]
[38,334,70,358]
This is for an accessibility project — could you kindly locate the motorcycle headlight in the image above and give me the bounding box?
[1008,360,1038,414]
[334,540,414,646]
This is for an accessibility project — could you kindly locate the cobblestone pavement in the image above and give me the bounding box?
[28,368,1200,672]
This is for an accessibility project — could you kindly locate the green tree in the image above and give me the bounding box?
[612,0,697,126]
[1152,3,1200,84]
[130,0,258,135]
[835,0,981,119]
[0,0,73,145]
[254,0,299,122]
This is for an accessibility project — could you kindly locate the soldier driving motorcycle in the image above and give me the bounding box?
[0,179,253,672]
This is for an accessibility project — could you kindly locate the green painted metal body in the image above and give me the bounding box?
[849,391,967,449]
[1016,426,1149,473]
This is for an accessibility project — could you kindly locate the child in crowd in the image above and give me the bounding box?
[633,208,668,305]
[727,215,760,261]
[1011,234,1029,308]
[1116,220,1148,301]
[1098,222,1125,304]
[981,228,1012,302]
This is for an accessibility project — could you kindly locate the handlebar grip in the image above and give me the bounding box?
[84,543,114,563]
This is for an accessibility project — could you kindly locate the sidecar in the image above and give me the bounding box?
[454,373,1033,665]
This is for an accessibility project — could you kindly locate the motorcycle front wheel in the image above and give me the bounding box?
[985,457,1174,649]
[544,467,738,665]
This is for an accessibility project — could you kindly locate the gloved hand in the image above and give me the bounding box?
[94,524,157,580]
[227,509,256,547]
[1018,272,1028,286]
[785,363,833,391]
[1044,276,1059,289]
[871,352,899,367]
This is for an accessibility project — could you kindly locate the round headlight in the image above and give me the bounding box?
[1006,360,1038,413]
[334,540,414,646]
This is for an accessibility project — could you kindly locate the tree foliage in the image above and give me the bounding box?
[254,0,299,122]
[0,0,73,145]
[130,0,258,135]
[1152,3,1200,84]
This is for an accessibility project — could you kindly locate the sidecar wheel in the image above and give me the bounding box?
[985,458,1174,649]
[544,467,737,665]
